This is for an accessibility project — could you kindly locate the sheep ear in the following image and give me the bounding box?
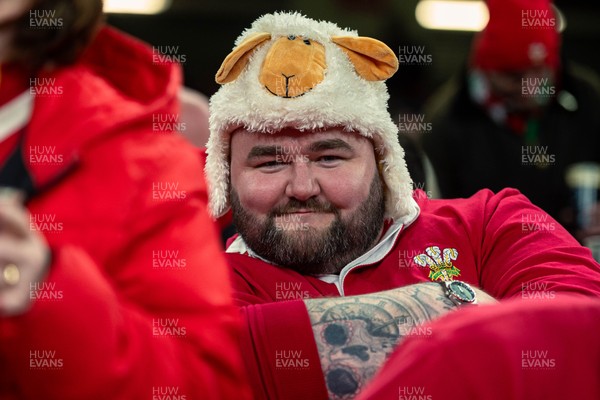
[216,32,271,84]
[331,36,398,81]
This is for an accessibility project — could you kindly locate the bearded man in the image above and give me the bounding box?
[205,12,600,400]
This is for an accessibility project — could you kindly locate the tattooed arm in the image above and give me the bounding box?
[305,282,496,399]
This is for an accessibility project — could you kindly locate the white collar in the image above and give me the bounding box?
[0,91,34,141]
[226,234,272,263]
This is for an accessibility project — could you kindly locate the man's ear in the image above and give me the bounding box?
[331,36,398,81]
[216,32,271,84]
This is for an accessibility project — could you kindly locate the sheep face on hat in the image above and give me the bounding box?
[206,12,419,225]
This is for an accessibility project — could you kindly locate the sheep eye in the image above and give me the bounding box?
[288,34,296,40]
[303,39,311,45]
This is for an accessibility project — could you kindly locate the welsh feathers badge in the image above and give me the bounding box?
[413,246,461,282]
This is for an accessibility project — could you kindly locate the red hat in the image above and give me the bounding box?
[471,0,560,71]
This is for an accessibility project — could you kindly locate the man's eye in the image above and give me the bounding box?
[257,160,285,168]
[318,155,342,164]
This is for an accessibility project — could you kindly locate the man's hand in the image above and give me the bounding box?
[0,189,50,316]
[305,281,496,399]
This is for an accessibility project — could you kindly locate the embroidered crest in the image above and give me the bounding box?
[413,246,461,282]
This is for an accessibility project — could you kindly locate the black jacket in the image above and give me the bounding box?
[422,63,600,233]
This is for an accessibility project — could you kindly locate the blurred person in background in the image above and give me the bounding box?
[422,0,600,251]
[178,86,211,148]
[0,0,249,398]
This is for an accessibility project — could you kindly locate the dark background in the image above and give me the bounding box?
[106,0,600,113]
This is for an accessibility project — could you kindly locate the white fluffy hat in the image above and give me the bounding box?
[205,11,419,223]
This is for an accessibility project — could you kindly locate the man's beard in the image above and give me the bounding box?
[230,172,386,275]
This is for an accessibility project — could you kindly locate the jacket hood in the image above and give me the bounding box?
[79,26,180,110]
[25,26,181,188]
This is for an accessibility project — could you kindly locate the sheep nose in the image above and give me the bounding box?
[259,35,326,98]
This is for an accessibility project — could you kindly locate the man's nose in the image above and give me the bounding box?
[285,161,320,201]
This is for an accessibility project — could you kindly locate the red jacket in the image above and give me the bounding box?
[0,27,250,399]
[226,188,600,399]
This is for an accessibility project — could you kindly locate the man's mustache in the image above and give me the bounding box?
[270,198,337,216]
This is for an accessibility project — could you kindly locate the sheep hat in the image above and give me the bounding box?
[205,11,419,224]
